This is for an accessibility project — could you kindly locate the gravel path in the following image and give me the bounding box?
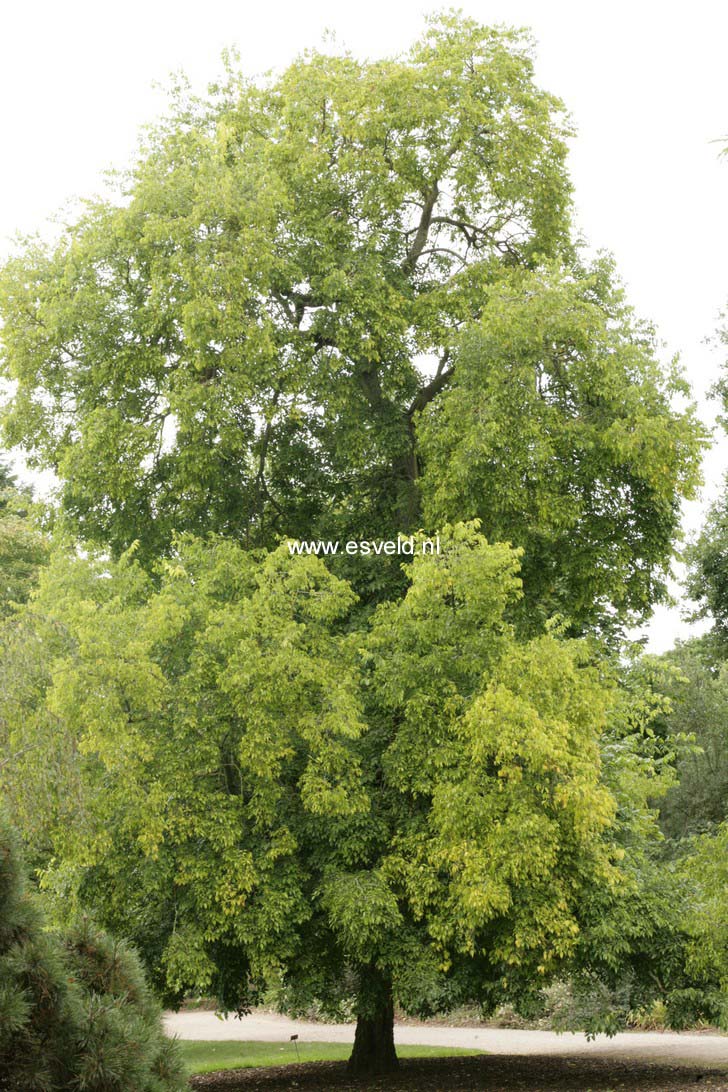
[165,1011,728,1068]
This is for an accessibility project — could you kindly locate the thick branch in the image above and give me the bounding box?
[430,215,478,245]
[407,351,453,417]
[416,247,467,266]
[357,362,390,413]
[402,182,439,273]
[254,391,286,526]
[0,744,39,771]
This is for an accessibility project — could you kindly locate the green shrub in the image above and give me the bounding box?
[0,814,186,1090]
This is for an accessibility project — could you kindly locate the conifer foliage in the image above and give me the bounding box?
[0,814,186,1092]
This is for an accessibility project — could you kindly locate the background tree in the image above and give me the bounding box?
[0,458,49,617]
[554,652,720,1034]
[0,14,704,630]
[655,210,728,1022]
[676,822,728,1028]
[686,498,728,648]
[686,298,728,641]
[646,639,728,841]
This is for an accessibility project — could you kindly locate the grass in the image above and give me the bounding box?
[179,1040,481,1075]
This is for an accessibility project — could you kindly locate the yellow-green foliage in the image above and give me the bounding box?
[0,524,631,1022]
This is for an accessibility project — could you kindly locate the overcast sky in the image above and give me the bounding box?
[1,0,727,650]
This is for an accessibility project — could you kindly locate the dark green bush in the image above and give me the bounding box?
[0,814,186,1091]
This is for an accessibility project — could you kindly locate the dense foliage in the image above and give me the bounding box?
[0,461,49,618]
[648,640,728,841]
[0,16,704,633]
[4,524,723,1072]
[686,298,728,638]
[0,813,186,1091]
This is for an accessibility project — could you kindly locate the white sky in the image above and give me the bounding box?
[1,0,727,651]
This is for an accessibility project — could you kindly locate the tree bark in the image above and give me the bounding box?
[347,965,398,1076]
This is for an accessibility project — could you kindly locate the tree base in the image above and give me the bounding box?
[347,982,398,1076]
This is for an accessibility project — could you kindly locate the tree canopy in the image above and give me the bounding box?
[0,13,704,633]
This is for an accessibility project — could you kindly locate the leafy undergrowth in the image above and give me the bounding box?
[180,1041,477,1075]
[189,1055,728,1091]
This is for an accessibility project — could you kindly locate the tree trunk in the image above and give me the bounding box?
[347,965,398,1076]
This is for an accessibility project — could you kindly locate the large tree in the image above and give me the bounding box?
[0,13,713,1077]
[0,14,704,632]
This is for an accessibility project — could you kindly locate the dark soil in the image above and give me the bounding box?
[190,1054,728,1091]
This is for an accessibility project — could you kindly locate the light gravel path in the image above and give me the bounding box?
[164,1011,728,1069]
